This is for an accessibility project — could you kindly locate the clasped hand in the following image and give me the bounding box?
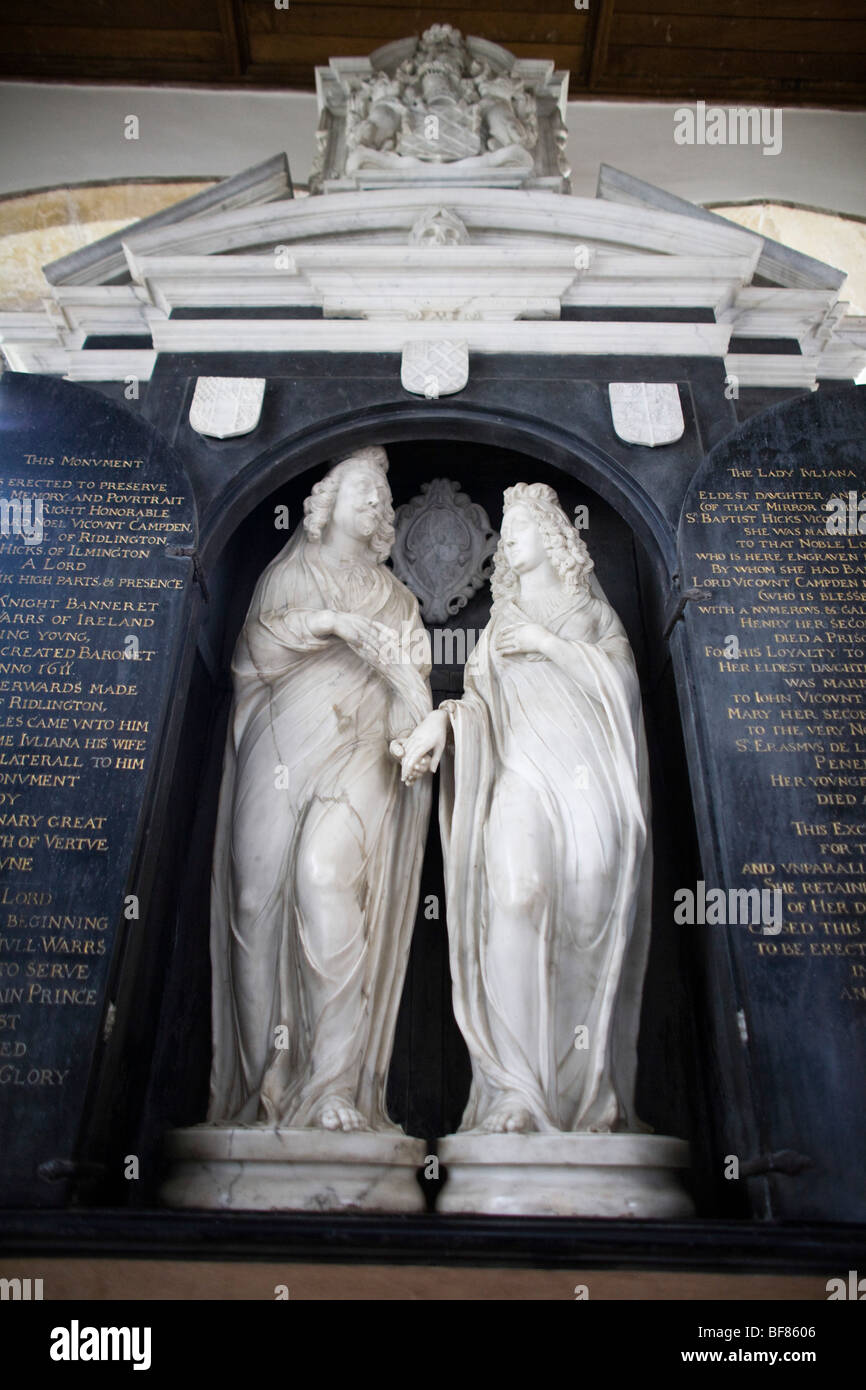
[396,708,449,785]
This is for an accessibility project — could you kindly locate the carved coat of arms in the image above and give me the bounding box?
[401,341,469,397]
[392,478,498,623]
[189,377,265,440]
[309,24,570,193]
[608,383,685,448]
[344,25,537,176]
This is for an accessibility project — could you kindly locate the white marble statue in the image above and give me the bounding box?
[400,482,653,1137]
[207,446,433,1134]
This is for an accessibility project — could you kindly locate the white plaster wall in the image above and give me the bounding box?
[1,81,865,216]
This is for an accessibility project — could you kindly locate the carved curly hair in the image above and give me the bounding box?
[302,446,395,564]
[490,481,594,604]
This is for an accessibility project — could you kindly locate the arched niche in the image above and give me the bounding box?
[99,413,726,1218]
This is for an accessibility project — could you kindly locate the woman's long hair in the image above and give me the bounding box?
[490,482,594,605]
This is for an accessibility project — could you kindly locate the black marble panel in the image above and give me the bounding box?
[676,383,866,1222]
[0,374,196,1206]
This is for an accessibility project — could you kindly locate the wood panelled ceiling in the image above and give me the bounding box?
[0,0,864,107]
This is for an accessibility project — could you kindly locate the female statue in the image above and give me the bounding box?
[400,482,653,1136]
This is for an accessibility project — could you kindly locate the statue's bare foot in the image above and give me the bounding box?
[313,1095,368,1132]
[480,1097,535,1134]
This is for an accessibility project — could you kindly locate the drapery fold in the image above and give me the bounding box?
[439,582,653,1134]
[208,529,431,1129]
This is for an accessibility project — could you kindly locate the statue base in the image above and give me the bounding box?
[160,1127,428,1213]
[436,1133,694,1218]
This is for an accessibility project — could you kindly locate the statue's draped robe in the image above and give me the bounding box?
[439,579,652,1133]
[208,529,432,1129]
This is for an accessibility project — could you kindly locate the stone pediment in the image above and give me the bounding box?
[0,28,863,389]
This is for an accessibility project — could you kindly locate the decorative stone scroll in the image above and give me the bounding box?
[189,377,265,440]
[608,383,685,448]
[392,477,498,623]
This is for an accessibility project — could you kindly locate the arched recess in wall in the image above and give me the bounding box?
[194,401,678,574]
[92,406,735,1218]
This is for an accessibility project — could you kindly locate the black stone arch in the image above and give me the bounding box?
[195,399,678,585]
[128,392,709,1188]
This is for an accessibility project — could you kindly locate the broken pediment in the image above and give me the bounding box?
[0,31,863,388]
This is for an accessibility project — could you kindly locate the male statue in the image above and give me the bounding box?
[207,446,432,1133]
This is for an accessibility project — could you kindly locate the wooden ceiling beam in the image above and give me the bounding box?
[218,0,249,78]
[0,4,860,107]
[586,0,617,89]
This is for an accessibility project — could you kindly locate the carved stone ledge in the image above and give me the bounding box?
[161,1128,427,1213]
[437,1133,694,1218]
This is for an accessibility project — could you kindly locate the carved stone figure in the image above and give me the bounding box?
[470,59,538,153]
[408,207,470,245]
[207,446,433,1134]
[401,482,653,1137]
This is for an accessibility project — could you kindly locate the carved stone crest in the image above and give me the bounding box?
[401,340,469,397]
[608,383,684,447]
[392,478,498,623]
[189,377,265,440]
[311,26,569,193]
[343,25,535,177]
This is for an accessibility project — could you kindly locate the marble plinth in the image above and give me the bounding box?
[160,1127,428,1213]
[436,1133,694,1218]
